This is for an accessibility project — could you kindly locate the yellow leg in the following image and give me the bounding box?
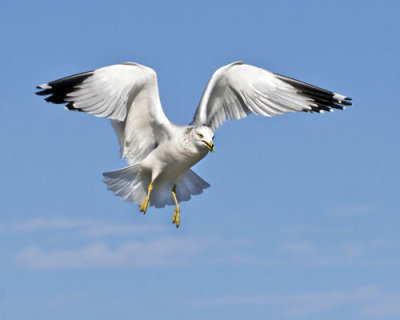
[171,185,180,228]
[140,182,153,214]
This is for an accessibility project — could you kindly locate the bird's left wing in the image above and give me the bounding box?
[191,62,352,131]
[36,62,173,163]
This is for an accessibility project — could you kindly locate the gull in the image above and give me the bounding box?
[36,61,351,227]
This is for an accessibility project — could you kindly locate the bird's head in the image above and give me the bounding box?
[192,126,214,153]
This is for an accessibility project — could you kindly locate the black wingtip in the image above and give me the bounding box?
[35,86,52,96]
[275,73,352,113]
[65,102,84,112]
[35,70,94,104]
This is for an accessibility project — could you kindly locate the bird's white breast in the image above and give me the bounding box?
[141,127,208,180]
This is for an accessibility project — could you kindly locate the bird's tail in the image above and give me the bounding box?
[103,163,150,206]
[174,169,210,203]
[103,164,210,208]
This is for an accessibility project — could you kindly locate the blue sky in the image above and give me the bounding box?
[1,0,399,319]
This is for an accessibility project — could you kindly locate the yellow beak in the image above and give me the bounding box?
[203,140,214,153]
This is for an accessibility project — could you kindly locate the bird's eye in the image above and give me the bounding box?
[197,133,204,138]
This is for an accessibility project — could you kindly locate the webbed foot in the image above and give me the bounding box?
[172,206,180,228]
[140,197,150,213]
[171,184,180,228]
[139,182,153,214]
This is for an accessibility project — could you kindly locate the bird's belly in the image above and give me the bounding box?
[161,147,206,173]
[141,144,208,178]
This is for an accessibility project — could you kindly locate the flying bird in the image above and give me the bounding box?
[36,61,351,227]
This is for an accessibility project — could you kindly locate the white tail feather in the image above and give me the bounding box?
[103,165,210,208]
[103,164,150,205]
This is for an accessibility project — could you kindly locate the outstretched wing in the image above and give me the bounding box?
[36,62,173,164]
[191,61,352,131]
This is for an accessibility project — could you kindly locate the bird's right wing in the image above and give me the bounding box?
[36,62,173,163]
[191,62,352,131]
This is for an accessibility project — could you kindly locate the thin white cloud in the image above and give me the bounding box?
[328,204,376,216]
[0,218,165,237]
[362,290,400,318]
[193,286,400,318]
[280,224,321,237]
[6,218,400,269]
[16,237,212,269]
[370,239,400,249]
[277,241,315,255]
[15,235,252,269]
[342,243,366,257]
[269,238,400,267]
[4,217,251,269]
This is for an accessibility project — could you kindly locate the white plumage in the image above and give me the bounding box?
[36,61,351,227]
